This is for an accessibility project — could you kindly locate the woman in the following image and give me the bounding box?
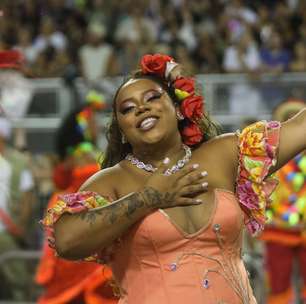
[42,54,306,303]
[36,93,116,304]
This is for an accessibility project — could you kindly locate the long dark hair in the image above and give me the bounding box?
[55,105,94,160]
[101,72,221,168]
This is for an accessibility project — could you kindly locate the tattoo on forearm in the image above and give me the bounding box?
[142,187,175,208]
[126,193,144,218]
[77,188,174,226]
[79,208,103,225]
[77,192,146,225]
[142,187,162,208]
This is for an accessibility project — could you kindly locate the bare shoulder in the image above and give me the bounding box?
[79,164,123,198]
[198,132,238,160]
[193,132,239,189]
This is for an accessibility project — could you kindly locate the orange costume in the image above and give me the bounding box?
[42,121,280,303]
[36,163,117,304]
[260,152,306,303]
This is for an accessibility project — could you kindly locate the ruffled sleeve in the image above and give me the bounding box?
[41,191,112,263]
[236,121,281,236]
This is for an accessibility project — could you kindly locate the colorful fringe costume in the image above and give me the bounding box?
[260,152,306,303]
[35,164,117,304]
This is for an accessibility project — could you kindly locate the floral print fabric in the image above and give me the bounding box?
[41,191,110,262]
[237,121,281,236]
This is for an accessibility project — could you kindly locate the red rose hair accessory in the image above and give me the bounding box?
[174,77,205,145]
[140,53,205,146]
[181,123,203,146]
[0,50,24,70]
[141,54,174,78]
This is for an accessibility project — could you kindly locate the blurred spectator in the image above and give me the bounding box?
[222,0,258,43]
[79,22,116,83]
[260,29,291,73]
[0,0,305,78]
[290,41,306,72]
[17,0,42,31]
[223,28,265,115]
[116,38,144,76]
[0,117,35,300]
[176,7,197,51]
[173,43,197,74]
[0,50,35,247]
[33,16,67,53]
[223,28,261,73]
[31,47,71,78]
[14,27,38,66]
[159,9,181,50]
[115,6,157,46]
[193,32,221,73]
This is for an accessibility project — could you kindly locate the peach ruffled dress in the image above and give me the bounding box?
[43,121,281,304]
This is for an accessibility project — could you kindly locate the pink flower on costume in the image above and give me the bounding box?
[237,181,258,210]
[236,121,280,236]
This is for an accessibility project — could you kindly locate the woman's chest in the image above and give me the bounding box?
[116,157,235,229]
[118,190,244,252]
[116,174,218,234]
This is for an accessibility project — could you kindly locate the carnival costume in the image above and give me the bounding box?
[42,54,281,303]
[260,100,306,304]
[36,94,116,304]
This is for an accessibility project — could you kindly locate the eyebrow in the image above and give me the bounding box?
[118,88,163,105]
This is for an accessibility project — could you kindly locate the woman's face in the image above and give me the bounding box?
[115,78,180,147]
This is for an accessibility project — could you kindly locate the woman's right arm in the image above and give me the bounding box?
[54,190,154,260]
[54,162,208,260]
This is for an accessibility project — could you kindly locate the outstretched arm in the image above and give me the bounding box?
[272,108,306,172]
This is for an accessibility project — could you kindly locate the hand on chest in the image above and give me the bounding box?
[122,190,244,251]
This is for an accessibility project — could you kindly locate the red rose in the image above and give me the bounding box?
[180,95,204,120]
[141,54,173,78]
[174,77,195,94]
[182,123,203,146]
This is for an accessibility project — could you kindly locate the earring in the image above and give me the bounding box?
[176,110,184,121]
[121,133,127,144]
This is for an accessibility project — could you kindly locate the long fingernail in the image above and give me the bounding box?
[195,199,202,203]
[202,182,208,188]
[163,157,170,164]
[201,171,208,177]
[193,163,199,169]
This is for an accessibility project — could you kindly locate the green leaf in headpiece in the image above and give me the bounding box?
[174,89,190,101]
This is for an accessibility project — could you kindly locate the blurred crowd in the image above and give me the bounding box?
[0,0,306,302]
[0,0,306,84]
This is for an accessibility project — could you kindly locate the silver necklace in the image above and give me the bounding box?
[125,144,192,175]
